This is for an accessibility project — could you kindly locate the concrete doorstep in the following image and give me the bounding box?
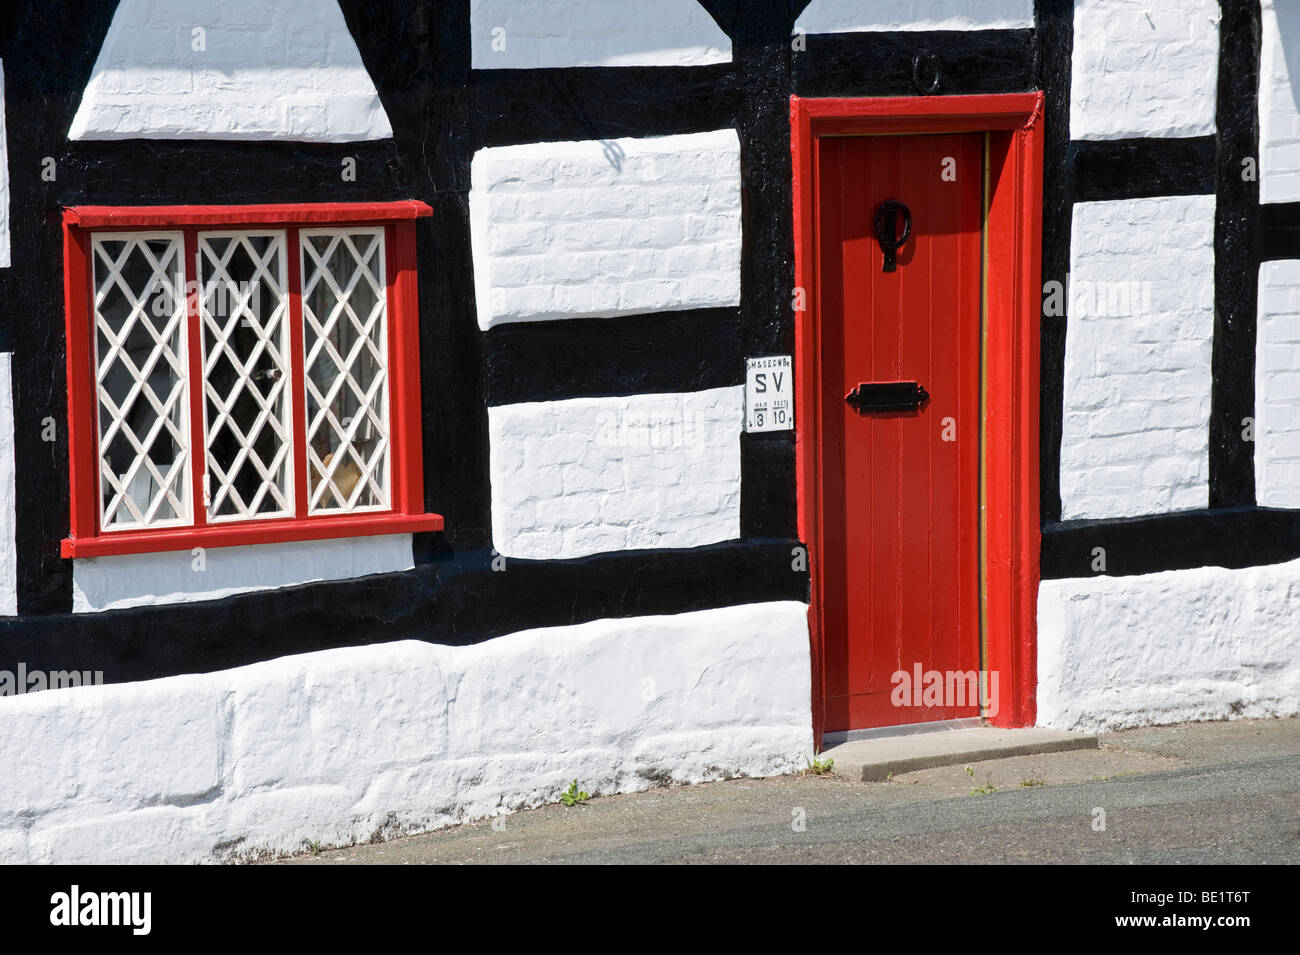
[822,726,1100,782]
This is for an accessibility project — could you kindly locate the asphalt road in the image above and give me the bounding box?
[284,718,1300,864]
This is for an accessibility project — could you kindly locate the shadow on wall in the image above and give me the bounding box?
[1279,1,1300,109]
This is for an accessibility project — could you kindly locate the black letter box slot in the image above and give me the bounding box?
[845,381,930,414]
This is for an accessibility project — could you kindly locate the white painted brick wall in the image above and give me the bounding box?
[72,533,414,612]
[470,0,731,69]
[1060,195,1215,520]
[1260,0,1300,203]
[1038,561,1300,731]
[0,601,812,863]
[68,0,392,142]
[1255,260,1300,506]
[1070,0,1220,140]
[794,0,1032,33]
[470,129,742,329]
[488,387,742,560]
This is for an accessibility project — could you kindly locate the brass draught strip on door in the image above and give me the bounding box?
[978,131,991,706]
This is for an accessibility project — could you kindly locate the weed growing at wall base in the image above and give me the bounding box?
[802,753,834,775]
[560,780,590,806]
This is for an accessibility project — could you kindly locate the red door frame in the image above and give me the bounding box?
[792,93,1044,744]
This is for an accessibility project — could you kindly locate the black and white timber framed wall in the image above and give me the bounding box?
[0,0,1297,862]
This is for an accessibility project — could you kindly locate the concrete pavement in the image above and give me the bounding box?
[277,717,1300,865]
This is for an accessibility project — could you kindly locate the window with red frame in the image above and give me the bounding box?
[60,202,442,558]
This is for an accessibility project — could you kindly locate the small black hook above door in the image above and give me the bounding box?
[873,199,912,272]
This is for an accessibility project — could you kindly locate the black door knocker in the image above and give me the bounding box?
[874,199,911,272]
[911,53,942,95]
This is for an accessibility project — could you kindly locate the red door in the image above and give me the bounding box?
[817,133,984,732]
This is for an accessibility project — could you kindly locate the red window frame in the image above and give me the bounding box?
[61,200,443,558]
